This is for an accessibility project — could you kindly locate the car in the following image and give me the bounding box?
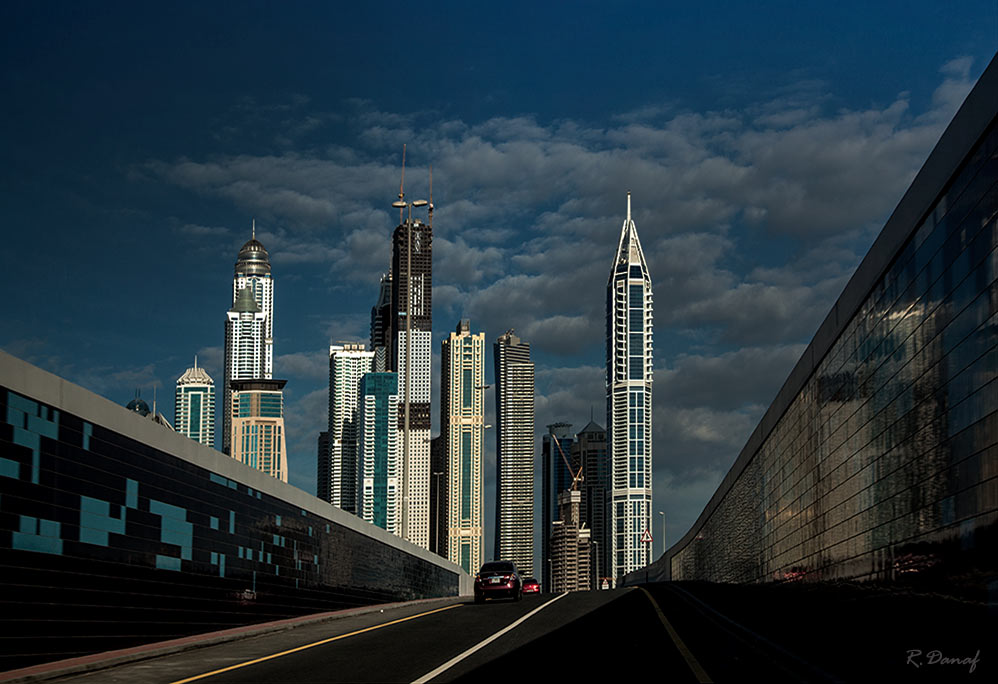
[522,577,540,594]
[474,561,522,603]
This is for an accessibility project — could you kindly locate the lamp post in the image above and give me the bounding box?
[592,539,599,590]
[432,470,444,555]
[391,196,427,543]
[659,510,666,559]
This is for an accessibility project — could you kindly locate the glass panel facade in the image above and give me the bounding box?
[669,118,998,585]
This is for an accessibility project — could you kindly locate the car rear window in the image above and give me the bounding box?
[480,562,514,572]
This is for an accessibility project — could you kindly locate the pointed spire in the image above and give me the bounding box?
[252,218,256,240]
[194,354,198,370]
[610,191,649,277]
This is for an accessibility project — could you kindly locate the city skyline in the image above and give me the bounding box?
[2,2,995,558]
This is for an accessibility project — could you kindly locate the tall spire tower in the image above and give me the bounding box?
[606,192,653,582]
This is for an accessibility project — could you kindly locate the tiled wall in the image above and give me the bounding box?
[0,385,458,669]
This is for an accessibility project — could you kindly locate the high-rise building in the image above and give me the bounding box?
[323,344,374,512]
[430,434,447,558]
[606,192,653,581]
[542,422,574,590]
[493,330,535,576]
[174,357,215,448]
[390,213,433,549]
[573,419,609,586]
[222,286,267,456]
[441,320,485,574]
[370,272,392,373]
[550,490,592,593]
[357,372,400,534]
[222,225,274,456]
[229,378,288,482]
[233,221,274,378]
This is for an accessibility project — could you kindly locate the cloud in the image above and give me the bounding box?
[658,345,806,411]
[177,223,231,237]
[277,350,328,382]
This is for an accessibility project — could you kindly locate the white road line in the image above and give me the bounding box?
[411,592,569,684]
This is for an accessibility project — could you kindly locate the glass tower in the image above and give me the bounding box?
[174,357,215,448]
[606,192,654,582]
[358,372,400,534]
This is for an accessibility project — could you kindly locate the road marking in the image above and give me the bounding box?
[169,603,462,684]
[411,592,569,684]
[639,587,713,683]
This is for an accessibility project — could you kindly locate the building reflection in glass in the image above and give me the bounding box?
[672,118,998,584]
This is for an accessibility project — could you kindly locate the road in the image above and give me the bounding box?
[37,581,996,683]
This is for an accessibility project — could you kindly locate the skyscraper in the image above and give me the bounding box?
[441,320,485,574]
[324,344,374,513]
[390,212,433,549]
[222,286,267,456]
[223,225,274,456]
[606,192,653,581]
[573,419,609,585]
[370,272,392,373]
[493,330,535,576]
[233,221,274,378]
[229,378,288,482]
[550,490,592,593]
[430,434,447,558]
[542,422,574,590]
[174,356,215,448]
[357,372,400,534]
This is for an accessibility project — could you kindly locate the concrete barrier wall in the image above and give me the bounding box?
[0,349,471,669]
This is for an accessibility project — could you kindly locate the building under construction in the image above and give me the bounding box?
[550,489,592,592]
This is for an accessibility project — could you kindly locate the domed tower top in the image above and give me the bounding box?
[126,391,151,417]
[235,219,271,276]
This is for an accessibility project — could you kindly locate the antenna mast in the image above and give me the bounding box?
[398,144,406,225]
[428,164,434,230]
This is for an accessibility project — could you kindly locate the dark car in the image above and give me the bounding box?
[522,577,540,594]
[474,561,521,603]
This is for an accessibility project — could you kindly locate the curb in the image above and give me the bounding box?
[0,596,464,684]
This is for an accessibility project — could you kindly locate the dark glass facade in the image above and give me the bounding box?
[0,377,458,670]
[652,60,998,586]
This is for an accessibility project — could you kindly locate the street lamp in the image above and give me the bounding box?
[391,195,428,542]
[659,510,666,559]
[592,540,599,590]
[432,471,444,555]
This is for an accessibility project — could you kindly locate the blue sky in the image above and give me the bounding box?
[2,1,996,563]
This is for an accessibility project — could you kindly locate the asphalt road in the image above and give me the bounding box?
[41,581,996,683]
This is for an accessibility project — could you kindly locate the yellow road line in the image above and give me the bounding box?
[639,587,713,683]
[170,603,462,684]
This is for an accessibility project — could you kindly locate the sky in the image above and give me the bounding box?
[2,1,996,566]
